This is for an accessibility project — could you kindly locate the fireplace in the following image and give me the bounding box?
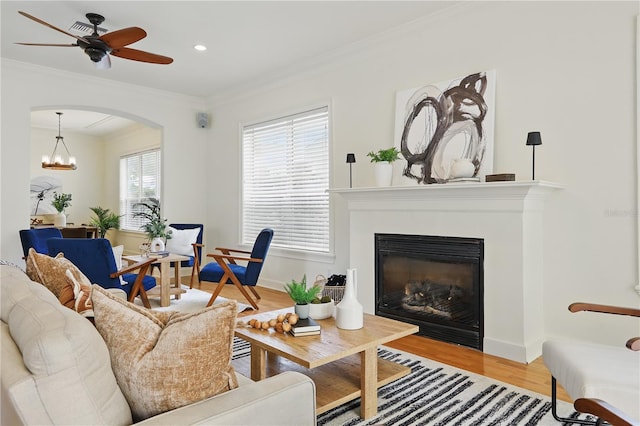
[375,233,484,350]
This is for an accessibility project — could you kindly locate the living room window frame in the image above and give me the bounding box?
[119,147,162,232]
[240,103,334,259]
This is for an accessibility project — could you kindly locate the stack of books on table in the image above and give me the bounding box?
[290,317,321,336]
[148,250,170,259]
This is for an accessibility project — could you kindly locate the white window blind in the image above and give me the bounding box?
[119,149,161,231]
[242,106,329,253]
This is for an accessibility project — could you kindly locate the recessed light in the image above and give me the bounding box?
[193,44,207,52]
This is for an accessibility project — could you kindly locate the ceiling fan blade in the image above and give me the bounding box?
[111,47,173,64]
[100,27,146,48]
[18,11,88,44]
[95,54,111,70]
[15,42,77,47]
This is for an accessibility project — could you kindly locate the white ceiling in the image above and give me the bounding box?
[30,109,137,136]
[2,1,460,134]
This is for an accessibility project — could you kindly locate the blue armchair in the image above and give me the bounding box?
[195,228,273,310]
[47,238,157,308]
[19,228,63,258]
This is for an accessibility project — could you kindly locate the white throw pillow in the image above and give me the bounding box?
[165,226,200,257]
[111,245,127,285]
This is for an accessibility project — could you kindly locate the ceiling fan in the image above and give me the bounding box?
[16,11,173,69]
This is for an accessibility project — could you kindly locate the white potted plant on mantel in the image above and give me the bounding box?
[367,147,400,187]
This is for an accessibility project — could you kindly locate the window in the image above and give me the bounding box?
[242,106,329,253]
[119,149,161,231]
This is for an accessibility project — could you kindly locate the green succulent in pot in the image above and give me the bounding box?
[284,275,322,305]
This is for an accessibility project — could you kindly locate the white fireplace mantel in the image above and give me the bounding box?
[330,180,564,363]
[329,180,564,207]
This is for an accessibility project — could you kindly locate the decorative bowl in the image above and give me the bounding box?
[308,300,334,320]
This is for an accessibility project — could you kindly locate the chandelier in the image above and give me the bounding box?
[42,112,77,170]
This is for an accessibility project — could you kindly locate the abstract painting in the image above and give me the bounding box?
[30,175,62,215]
[394,70,496,184]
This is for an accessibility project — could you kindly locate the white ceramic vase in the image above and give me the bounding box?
[374,162,393,187]
[449,158,475,179]
[150,237,165,252]
[294,303,310,319]
[335,268,363,330]
[53,212,66,227]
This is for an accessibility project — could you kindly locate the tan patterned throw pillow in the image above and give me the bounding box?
[64,269,94,316]
[91,285,239,422]
[25,248,84,299]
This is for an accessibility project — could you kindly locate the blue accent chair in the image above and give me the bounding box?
[47,238,157,308]
[19,228,63,258]
[196,228,273,310]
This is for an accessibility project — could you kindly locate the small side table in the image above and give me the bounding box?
[123,253,189,307]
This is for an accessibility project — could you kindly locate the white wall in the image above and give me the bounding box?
[2,1,638,353]
[205,1,640,347]
[1,60,208,265]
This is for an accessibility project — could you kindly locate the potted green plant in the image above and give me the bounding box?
[367,147,400,186]
[366,147,401,163]
[284,275,322,319]
[89,206,121,238]
[309,295,334,319]
[51,192,72,226]
[132,198,172,251]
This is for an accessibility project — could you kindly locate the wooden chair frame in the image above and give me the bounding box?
[192,244,262,309]
[550,302,640,426]
[112,257,155,309]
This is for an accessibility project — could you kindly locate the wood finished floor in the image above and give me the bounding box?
[192,280,571,403]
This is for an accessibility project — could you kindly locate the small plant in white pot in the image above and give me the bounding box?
[132,198,172,252]
[367,147,400,187]
[284,275,321,319]
[309,295,334,319]
[51,192,72,227]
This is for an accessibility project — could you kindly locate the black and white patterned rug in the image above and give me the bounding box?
[232,338,592,426]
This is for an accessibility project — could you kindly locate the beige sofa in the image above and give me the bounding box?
[0,264,316,425]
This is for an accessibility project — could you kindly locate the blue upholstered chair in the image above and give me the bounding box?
[47,238,157,308]
[19,228,63,258]
[196,228,273,310]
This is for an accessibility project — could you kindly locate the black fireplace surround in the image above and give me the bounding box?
[374,233,484,350]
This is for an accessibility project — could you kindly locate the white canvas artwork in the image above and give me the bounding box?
[30,175,62,215]
[394,70,496,184]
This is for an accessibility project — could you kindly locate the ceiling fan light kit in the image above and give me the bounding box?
[42,112,77,171]
[16,11,174,69]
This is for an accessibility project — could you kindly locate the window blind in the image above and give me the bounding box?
[242,106,329,253]
[119,148,161,231]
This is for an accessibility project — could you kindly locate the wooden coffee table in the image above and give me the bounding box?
[233,308,419,419]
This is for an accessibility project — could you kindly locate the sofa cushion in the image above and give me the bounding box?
[91,285,239,422]
[25,248,95,316]
[63,269,94,316]
[26,248,79,298]
[1,265,132,425]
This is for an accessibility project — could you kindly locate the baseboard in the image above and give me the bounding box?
[484,337,528,363]
[257,278,287,293]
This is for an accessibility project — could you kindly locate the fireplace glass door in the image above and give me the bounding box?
[375,234,484,350]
